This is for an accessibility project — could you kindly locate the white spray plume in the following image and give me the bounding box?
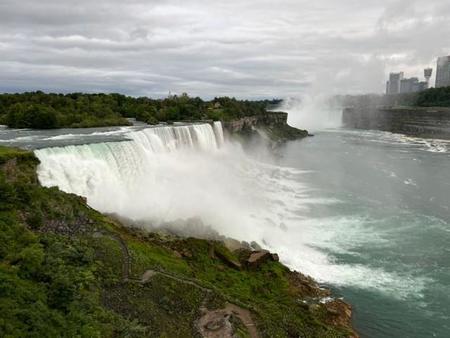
[278,54,387,132]
[34,122,424,298]
[280,95,343,132]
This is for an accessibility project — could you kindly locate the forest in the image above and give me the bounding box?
[0,92,280,129]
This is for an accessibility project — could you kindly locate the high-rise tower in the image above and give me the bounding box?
[436,56,450,88]
[424,68,433,87]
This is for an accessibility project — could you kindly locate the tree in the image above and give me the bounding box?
[6,104,58,129]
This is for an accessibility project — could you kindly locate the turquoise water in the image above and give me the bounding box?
[2,124,449,337]
[278,130,450,338]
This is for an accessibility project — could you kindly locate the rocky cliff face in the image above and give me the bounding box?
[223,112,309,143]
[343,106,450,139]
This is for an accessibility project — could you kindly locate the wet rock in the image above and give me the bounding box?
[246,250,278,269]
[323,299,358,337]
[240,241,252,250]
[250,241,263,251]
[288,271,330,298]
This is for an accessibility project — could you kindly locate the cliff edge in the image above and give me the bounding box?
[223,112,309,144]
[0,146,356,337]
[343,106,450,139]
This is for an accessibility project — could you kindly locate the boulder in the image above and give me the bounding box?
[270,253,279,262]
[250,241,263,251]
[246,250,276,269]
[214,247,242,270]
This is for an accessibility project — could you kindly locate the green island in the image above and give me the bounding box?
[0,146,355,337]
[0,92,280,129]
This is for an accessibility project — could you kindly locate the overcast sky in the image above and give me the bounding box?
[1,0,449,98]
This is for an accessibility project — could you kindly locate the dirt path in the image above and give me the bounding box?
[105,232,260,337]
[141,269,211,292]
[142,268,259,338]
[109,234,131,281]
[225,303,259,338]
[94,231,131,280]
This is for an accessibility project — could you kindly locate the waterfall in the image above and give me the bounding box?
[213,121,225,147]
[35,122,225,217]
[128,122,221,153]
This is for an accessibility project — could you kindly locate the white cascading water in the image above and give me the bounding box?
[36,122,225,224]
[35,121,420,298]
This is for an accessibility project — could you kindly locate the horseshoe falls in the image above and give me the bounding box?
[28,123,450,338]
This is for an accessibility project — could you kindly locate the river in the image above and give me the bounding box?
[1,123,449,337]
[277,129,450,338]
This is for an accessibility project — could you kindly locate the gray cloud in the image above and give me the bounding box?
[1,0,449,98]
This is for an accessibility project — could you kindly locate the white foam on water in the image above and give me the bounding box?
[42,126,134,140]
[35,122,429,299]
[347,129,450,154]
[0,135,39,142]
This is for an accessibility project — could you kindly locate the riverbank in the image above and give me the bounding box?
[342,106,450,139]
[0,145,356,337]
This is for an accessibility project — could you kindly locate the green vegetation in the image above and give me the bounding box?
[0,146,352,337]
[0,91,281,129]
[341,86,450,109]
[416,86,450,107]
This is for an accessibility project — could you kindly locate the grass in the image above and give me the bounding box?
[0,146,352,337]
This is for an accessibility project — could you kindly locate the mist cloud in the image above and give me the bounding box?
[1,0,449,98]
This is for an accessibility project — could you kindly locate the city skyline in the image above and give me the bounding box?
[386,55,450,95]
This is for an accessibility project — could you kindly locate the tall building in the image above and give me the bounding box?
[400,77,419,94]
[435,56,450,88]
[424,68,433,84]
[386,68,431,95]
[386,72,404,95]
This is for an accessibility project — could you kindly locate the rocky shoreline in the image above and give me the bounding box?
[98,214,358,337]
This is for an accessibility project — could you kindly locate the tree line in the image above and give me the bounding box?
[0,91,281,129]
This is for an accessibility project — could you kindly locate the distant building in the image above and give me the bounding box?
[424,68,433,84]
[436,56,450,88]
[386,68,431,95]
[386,72,404,95]
[400,77,418,94]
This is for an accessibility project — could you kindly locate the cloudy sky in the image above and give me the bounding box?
[1,0,449,98]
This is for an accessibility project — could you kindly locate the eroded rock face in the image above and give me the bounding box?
[323,299,357,338]
[288,271,331,299]
[342,106,450,139]
[222,112,308,143]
